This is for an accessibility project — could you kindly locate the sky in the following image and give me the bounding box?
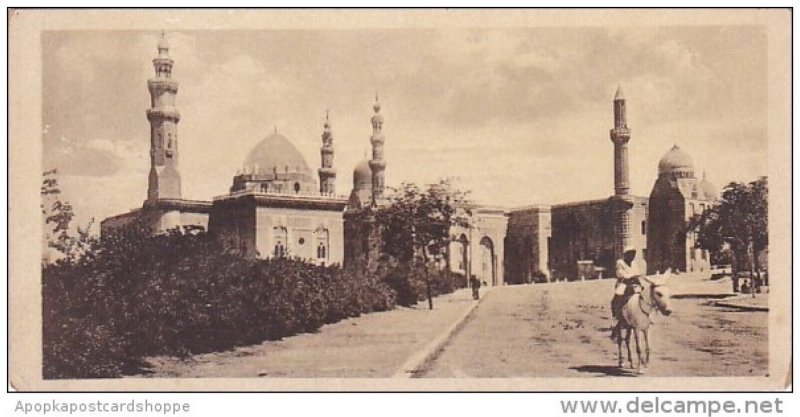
[42,27,768,232]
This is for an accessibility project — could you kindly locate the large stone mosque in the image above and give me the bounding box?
[101,34,718,286]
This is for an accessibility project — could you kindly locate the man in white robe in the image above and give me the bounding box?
[610,246,643,339]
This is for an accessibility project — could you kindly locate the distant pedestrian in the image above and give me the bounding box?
[470,276,481,300]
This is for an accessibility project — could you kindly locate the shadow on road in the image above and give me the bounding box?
[569,365,639,377]
[671,293,736,300]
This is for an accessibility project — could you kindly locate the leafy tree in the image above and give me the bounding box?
[374,179,470,308]
[41,169,95,264]
[688,177,768,291]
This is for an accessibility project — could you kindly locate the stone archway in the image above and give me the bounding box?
[480,236,496,286]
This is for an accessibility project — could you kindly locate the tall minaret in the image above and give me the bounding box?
[318,110,336,195]
[369,94,386,202]
[610,85,631,196]
[146,31,182,201]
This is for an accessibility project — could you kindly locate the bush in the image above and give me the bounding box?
[531,270,549,284]
[42,228,396,379]
[375,258,460,307]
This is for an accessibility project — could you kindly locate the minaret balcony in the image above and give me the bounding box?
[152,57,174,66]
[368,159,386,169]
[146,107,181,122]
[318,167,336,176]
[147,79,179,93]
[609,128,630,142]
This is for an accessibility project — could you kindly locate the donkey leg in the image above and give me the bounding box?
[633,330,643,373]
[616,326,624,368]
[643,328,651,366]
[625,329,633,369]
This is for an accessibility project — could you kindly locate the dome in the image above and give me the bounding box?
[353,159,372,190]
[243,132,314,181]
[658,145,695,175]
[699,174,719,201]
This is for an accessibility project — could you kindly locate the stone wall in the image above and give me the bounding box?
[448,207,508,287]
[210,193,346,263]
[505,205,551,284]
[550,199,617,280]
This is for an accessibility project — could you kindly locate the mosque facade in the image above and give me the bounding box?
[101,35,716,286]
[504,86,716,282]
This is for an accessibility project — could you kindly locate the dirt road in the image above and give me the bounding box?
[419,274,768,378]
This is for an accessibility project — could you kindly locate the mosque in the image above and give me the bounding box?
[101,34,718,286]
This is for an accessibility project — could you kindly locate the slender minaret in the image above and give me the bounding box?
[318,110,336,195]
[610,86,633,252]
[369,94,386,202]
[610,85,631,196]
[146,31,182,201]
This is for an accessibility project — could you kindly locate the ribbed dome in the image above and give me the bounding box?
[658,145,695,175]
[244,133,314,180]
[699,175,718,201]
[353,159,372,190]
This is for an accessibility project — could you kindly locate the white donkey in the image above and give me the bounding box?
[615,270,674,373]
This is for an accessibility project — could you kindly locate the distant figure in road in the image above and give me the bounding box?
[610,246,643,340]
[470,276,481,300]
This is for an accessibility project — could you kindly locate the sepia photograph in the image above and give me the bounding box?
[7,8,791,392]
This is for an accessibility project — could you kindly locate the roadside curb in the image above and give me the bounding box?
[391,288,490,378]
[714,299,768,312]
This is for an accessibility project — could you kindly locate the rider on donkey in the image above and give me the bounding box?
[610,245,643,340]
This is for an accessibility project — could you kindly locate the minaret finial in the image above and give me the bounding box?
[614,84,625,101]
[274,125,278,134]
[156,31,170,59]
[373,93,381,113]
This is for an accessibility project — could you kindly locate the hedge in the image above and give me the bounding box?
[42,229,398,379]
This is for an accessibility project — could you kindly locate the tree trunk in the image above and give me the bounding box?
[422,251,433,310]
[747,241,757,297]
[753,243,762,292]
[427,278,433,310]
[731,248,739,293]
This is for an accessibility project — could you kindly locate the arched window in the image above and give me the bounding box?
[294,182,301,193]
[641,220,646,235]
[314,227,329,260]
[273,226,288,258]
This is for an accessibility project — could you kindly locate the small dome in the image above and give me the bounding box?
[353,159,372,190]
[658,145,694,175]
[699,174,719,201]
[244,132,314,181]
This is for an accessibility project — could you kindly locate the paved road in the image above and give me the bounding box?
[143,289,477,378]
[419,274,768,378]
